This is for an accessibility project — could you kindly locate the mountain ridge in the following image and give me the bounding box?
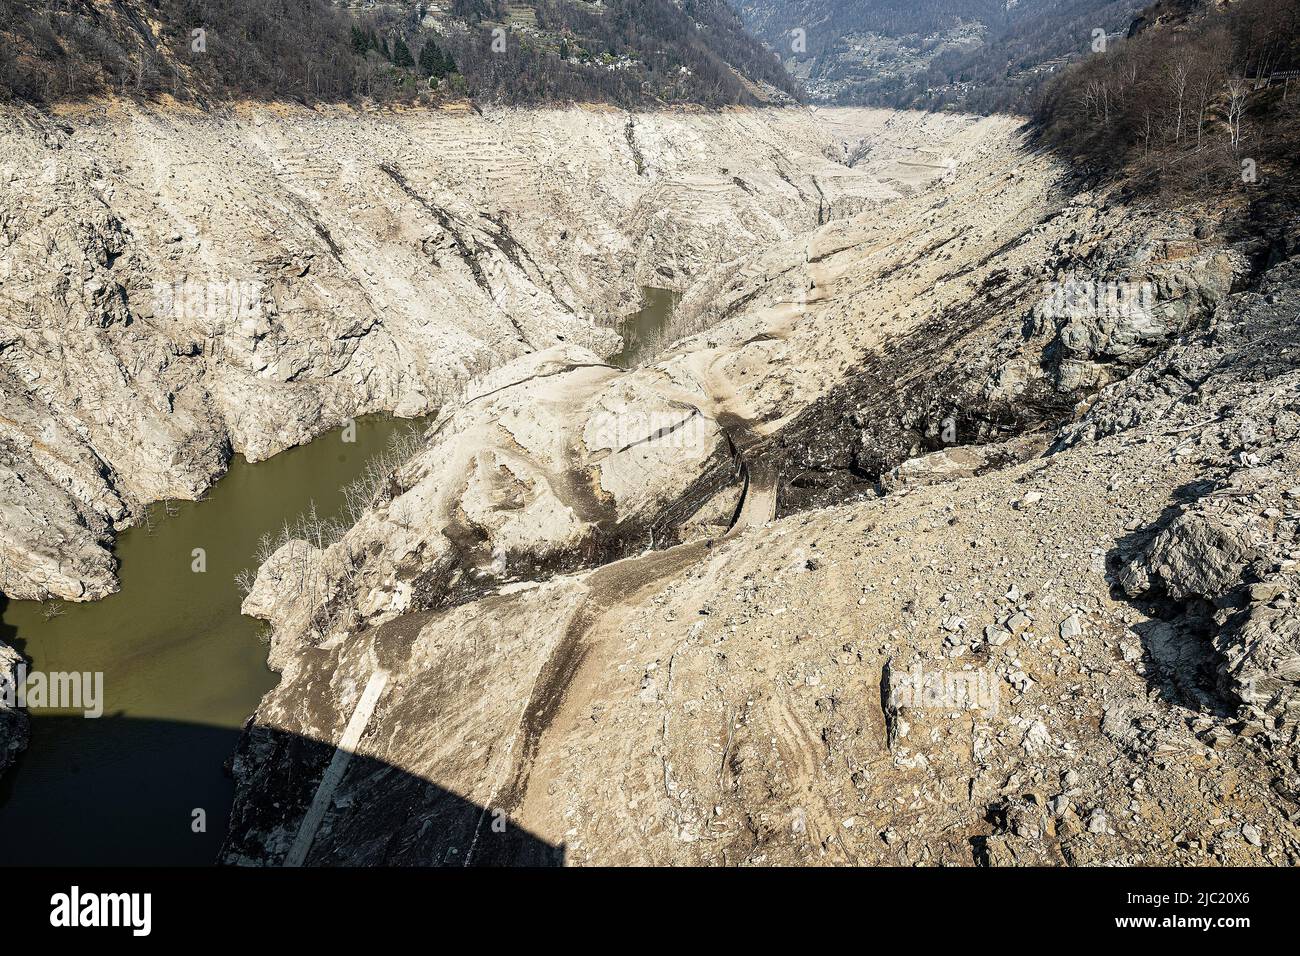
[0,0,801,107]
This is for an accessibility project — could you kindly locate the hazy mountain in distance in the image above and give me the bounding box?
[736,0,1150,112]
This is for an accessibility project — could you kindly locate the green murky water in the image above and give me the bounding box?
[0,415,417,865]
[612,287,680,368]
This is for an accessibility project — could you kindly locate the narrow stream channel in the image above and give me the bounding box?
[0,415,418,865]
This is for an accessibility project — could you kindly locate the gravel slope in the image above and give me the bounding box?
[221,108,1299,866]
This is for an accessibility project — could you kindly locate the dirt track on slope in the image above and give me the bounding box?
[466,409,778,864]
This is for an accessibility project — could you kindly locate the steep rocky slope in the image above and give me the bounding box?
[219,105,1299,865]
[0,101,912,603]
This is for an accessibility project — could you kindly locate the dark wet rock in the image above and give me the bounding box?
[0,641,28,775]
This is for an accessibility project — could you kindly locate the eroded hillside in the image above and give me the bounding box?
[1,102,920,602]
[213,104,1299,866]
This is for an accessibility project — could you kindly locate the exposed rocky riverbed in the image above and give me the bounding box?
[222,106,1295,866]
[0,102,914,604]
[2,99,1297,867]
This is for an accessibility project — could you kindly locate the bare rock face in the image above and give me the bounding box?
[1121,513,1254,601]
[0,381,123,600]
[222,98,1300,868]
[1117,483,1300,724]
[1218,590,1300,723]
[241,539,330,673]
[2,102,896,602]
[1035,235,1241,394]
[1090,259,1300,725]
[241,342,737,652]
[879,446,988,494]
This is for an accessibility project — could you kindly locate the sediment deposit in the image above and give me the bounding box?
[214,104,1298,866]
[1,102,920,602]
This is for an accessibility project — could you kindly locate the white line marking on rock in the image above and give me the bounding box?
[284,669,390,867]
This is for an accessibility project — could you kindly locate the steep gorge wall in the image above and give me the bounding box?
[0,101,909,603]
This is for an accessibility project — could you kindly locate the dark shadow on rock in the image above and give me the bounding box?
[225,721,564,868]
[768,293,1075,517]
[0,715,561,867]
[1103,479,1235,716]
[0,594,20,656]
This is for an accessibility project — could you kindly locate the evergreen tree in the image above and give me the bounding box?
[417,41,459,79]
[419,40,443,78]
[350,26,368,57]
[393,37,415,69]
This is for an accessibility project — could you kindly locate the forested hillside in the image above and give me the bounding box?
[737,0,1148,112]
[1035,0,1300,199]
[0,0,800,107]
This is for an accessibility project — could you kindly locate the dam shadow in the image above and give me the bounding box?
[0,714,561,867]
